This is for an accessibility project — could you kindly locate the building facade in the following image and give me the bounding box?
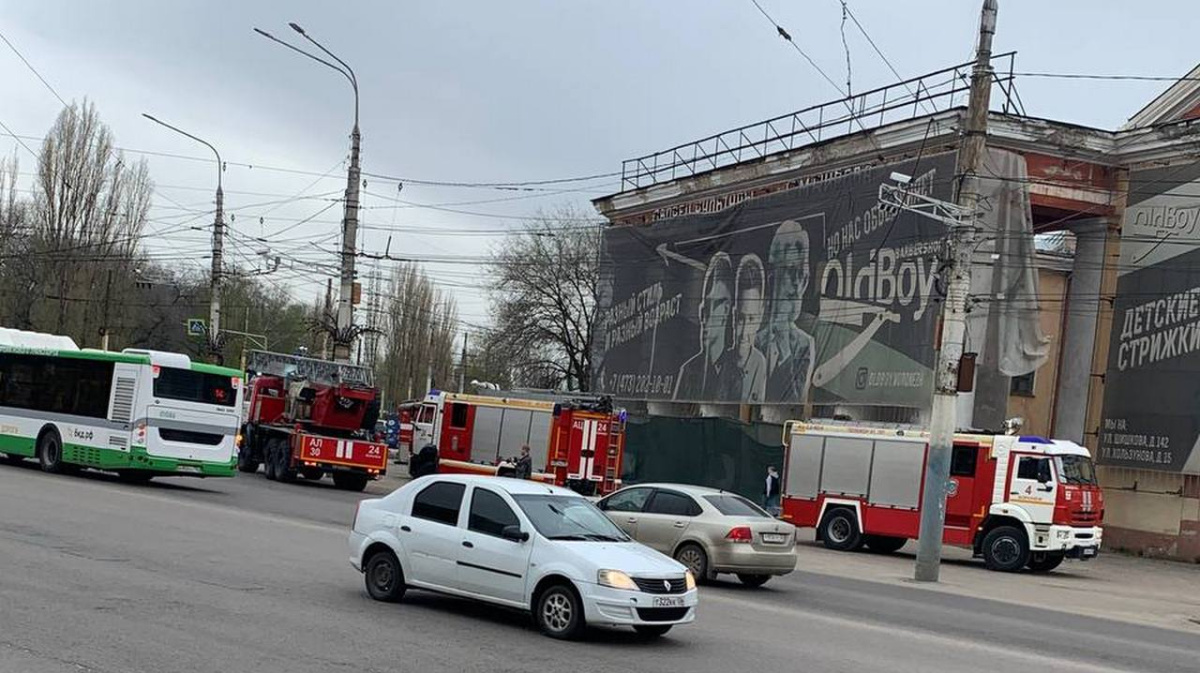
[593,60,1200,561]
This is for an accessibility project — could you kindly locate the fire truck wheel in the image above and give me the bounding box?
[674,543,711,582]
[819,509,862,552]
[981,526,1031,572]
[301,466,325,481]
[273,439,297,483]
[364,548,406,602]
[1026,552,1065,573]
[535,583,585,640]
[863,535,908,554]
[37,429,67,474]
[263,439,279,480]
[333,472,369,492]
[236,445,259,474]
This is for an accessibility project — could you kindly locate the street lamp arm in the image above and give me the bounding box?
[253,28,355,101]
[141,113,222,190]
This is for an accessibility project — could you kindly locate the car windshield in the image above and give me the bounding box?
[703,494,771,518]
[1056,455,1098,485]
[512,494,630,542]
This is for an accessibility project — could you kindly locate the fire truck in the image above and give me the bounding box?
[237,350,386,492]
[780,422,1104,573]
[400,390,626,496]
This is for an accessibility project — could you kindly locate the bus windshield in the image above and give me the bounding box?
[154,368,236,407]
[1056,455,1098,485]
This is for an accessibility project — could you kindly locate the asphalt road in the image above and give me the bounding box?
[1,463,1197,673]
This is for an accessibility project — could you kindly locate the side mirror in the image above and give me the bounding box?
[501,525,529,543]
[596,499,608,511]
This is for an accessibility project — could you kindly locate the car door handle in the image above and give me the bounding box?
[462,541,474,549]
[400,525,411,533]
[673,521,687,528]
[626,518,638,524]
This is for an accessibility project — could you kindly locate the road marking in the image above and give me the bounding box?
[701,592,1142,673]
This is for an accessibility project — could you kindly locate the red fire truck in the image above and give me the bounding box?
[400,390,626,496]
[237,351,387,492]
[781,422,1104,572]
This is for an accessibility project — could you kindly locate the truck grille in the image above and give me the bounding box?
[636,607,689,622]
[632,577,688,594]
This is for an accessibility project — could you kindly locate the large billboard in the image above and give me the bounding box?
[1100,162,1200,474]
[593,153,957,406]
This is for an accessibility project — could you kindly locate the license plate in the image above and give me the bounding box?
[1081,546,1098,558]
[652,596,684,608]
[175,465,202,474]
[762,533,789,544]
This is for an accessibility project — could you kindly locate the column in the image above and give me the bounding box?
[1053,219,1108,442]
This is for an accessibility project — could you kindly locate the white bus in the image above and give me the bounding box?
[0,328,244,482]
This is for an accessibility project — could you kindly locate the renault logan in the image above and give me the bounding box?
[348,475,698,639]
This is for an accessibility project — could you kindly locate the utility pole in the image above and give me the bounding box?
[142,113,224,363]
[913,0,998,583]
[100,268,113,351]
[255,23,360,363]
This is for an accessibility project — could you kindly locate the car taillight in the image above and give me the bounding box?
[726,526,753,543]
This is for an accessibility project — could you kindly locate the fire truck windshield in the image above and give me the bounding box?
[1056,455,1098,485]
[512,494,630,542]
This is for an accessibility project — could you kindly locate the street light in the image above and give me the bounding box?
[255,23,362,363]
[142,113,225,363]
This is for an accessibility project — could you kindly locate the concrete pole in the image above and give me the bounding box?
[1052,220,1107,442]
[459,333,468,393]
[210,182,224,362]
[914,0,997,583]
[334,123,360,362]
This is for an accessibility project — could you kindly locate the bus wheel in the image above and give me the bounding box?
[37,430,67,474]
[332,472,369,492]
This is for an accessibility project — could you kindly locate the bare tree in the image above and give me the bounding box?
[489,206,601,391]
[378,262,459,404]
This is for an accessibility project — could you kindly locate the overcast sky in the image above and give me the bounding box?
[1,0,1194,332]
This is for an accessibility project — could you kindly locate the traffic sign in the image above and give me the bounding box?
[186,318,207,337]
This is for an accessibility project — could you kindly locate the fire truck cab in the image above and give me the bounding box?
[402,390,626,496]
[781,422,1104,573]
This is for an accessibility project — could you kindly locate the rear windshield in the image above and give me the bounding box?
[154,368,236,407]
[703,494,771,518]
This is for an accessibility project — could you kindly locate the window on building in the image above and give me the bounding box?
[1010,372,1036,397]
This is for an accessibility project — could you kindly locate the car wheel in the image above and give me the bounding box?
[863,535,908,554]
[536,583,585,640]
[37,430,67,474]
[981,526,1030,572]
[736,573,771,588]
[819,508,862,552]
[1027,551,1065,573]
[674,543,710,583]
[364,549,406,602]
[633,624,672,639]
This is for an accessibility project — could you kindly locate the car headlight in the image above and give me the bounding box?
[685,570,696,591]
[597,569,638,591]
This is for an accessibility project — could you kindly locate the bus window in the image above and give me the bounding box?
[154,368,236,407]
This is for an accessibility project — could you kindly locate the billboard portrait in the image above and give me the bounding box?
[593,152,958,406]
[1100,162,1200,474]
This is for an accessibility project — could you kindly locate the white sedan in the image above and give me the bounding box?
[348,474,698,639]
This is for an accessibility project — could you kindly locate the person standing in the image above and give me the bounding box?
[763,465,781,516]
[514,444,533,480]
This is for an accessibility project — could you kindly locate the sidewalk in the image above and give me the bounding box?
[794,530,1200,633]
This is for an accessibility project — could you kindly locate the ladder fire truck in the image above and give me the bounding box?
[237,350,386,492]
[399,390,627,496]
[781,422,1104,573]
